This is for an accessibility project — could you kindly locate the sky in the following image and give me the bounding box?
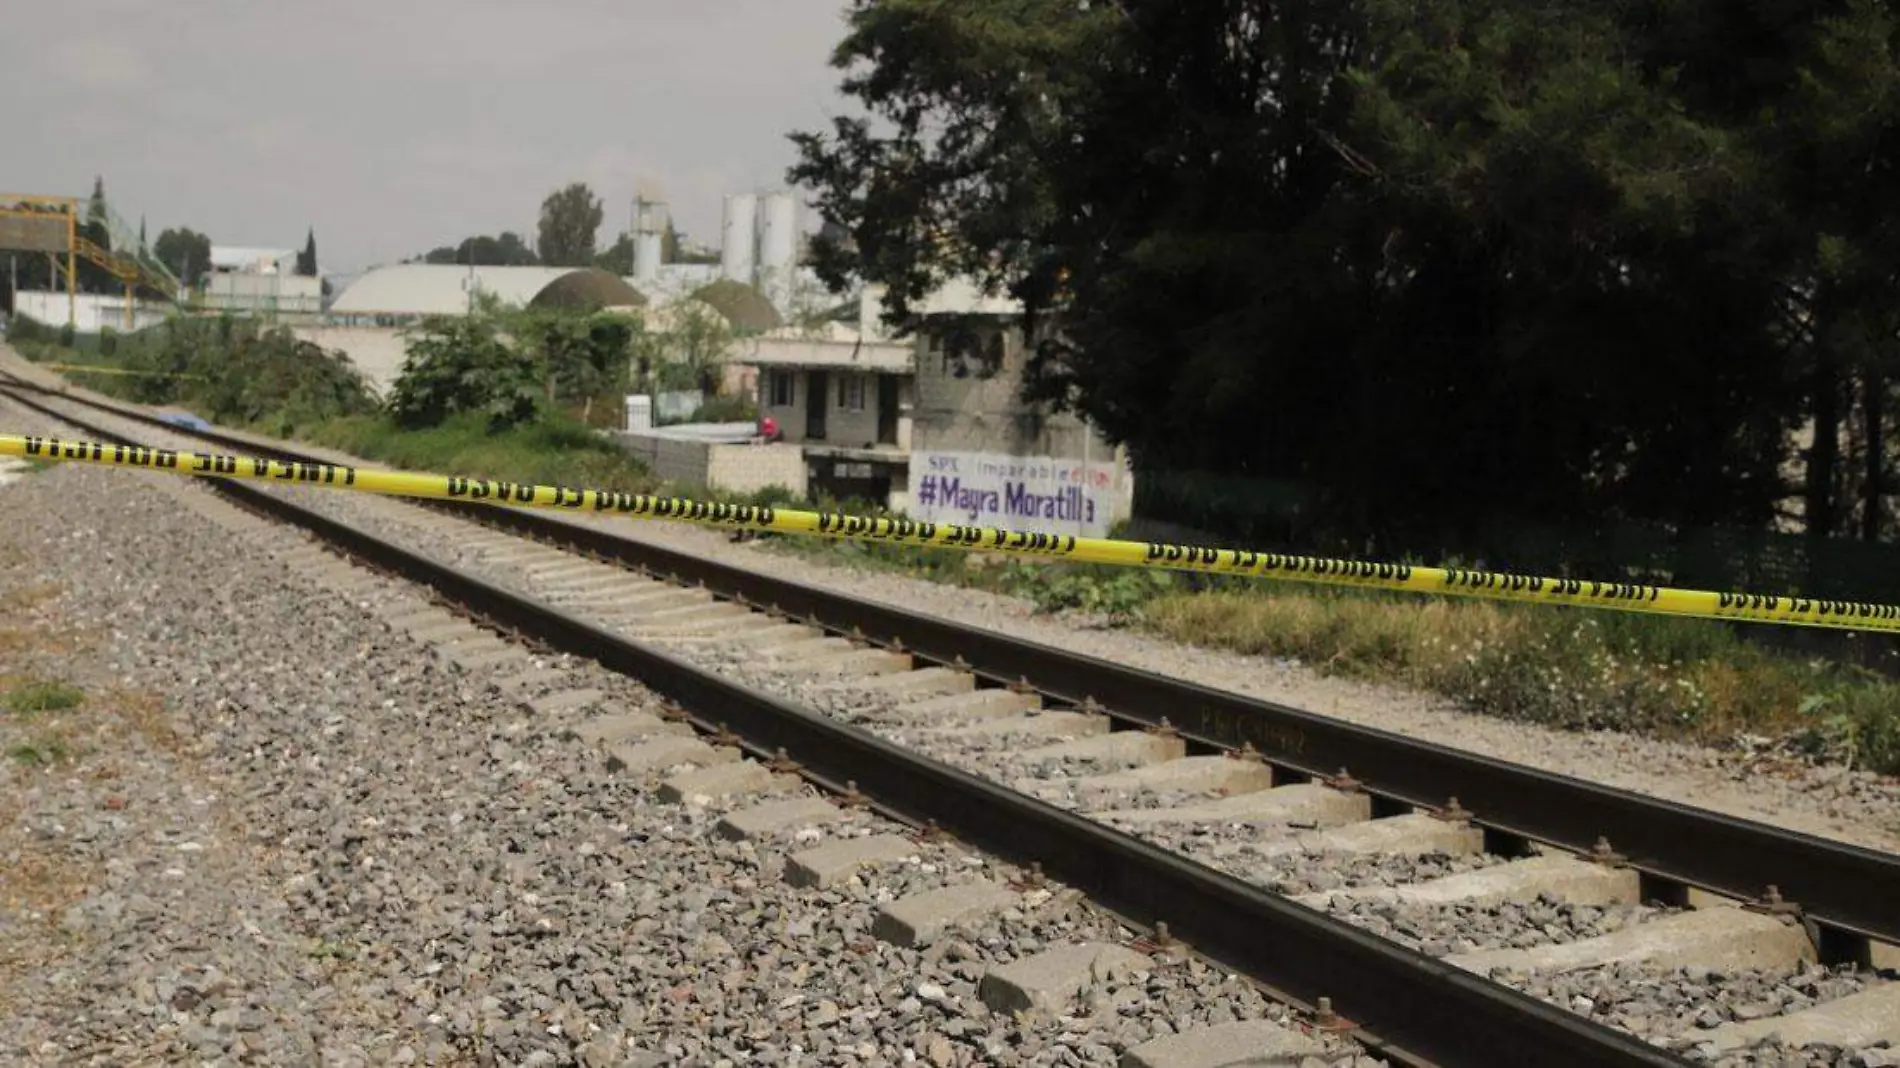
[0,0,857,276]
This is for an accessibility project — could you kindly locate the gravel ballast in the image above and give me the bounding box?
[0,402,1375,1065]
[8,375,1900,1066]
[9,355,1898,856]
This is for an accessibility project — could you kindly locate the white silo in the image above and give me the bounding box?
[632,197,665,284]
[721,192,758,284]
[758,191,799,312]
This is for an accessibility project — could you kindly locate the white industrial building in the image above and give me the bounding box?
[617,188,820,321]
[325,264,647,322]
[298,264,650,394]
[200,244,323,319]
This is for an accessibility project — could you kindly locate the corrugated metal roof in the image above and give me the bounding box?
[330,265,645,317]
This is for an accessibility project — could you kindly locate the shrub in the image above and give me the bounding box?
[388,316,541,430]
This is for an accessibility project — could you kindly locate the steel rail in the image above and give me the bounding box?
[1,379,1700,1068]
[8,374,1899,954]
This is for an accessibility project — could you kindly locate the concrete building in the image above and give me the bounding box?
[201,245,323,320]
[735,276,1135,532]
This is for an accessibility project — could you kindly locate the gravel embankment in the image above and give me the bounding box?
[6,350,1897,854]
[9,375,1900,1066]
[0,400,1374,1065]
[130,445,1898,1066]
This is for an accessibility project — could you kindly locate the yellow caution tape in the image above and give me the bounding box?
[4,430,1898,633]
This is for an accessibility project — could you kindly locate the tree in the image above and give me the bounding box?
[421,232,539,266]
[509,308,634,422]
[78,175,115,293]
[154,228,213,290]
[297,228,319,277]
[788,0,1900,560]
[662,219,681,264]
[594,231,634,275]
[389,314,541,430]
[633,301,734,395]
[536,182,604,267]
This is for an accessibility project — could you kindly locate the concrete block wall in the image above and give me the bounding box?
[910,325,1114,460]
[611,434,807,498]
[13,292,168,334]
[758,366,910,448]
[613,433,713,487]
[707,443,808,496]
[819,370,884,448]
[759,367,808,438]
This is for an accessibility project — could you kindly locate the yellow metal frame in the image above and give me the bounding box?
[1,193,180,330]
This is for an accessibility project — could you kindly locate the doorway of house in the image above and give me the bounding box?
[806,370,829,440]
[876,374,899,445]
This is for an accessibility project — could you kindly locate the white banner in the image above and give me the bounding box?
[910,449,1122,537]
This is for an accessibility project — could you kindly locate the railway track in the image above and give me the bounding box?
[5,364,1900,1066]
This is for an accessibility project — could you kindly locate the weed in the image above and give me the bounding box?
[9,735,74,766]
[5,680,84,717]
[302,412,654,496]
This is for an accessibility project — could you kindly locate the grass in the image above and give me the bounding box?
[755,535,1900,775]
[5,680,84,717]
[298,412,658,495]
[9,735,75,766]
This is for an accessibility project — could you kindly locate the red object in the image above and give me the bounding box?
[759,415,780,441]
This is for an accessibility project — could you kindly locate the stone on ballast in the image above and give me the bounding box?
[784,834,915,889]
[978,942,1147,1015]
[872,880,1018,947]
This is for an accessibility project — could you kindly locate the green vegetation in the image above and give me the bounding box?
[790,0,1900,561]
[754,528,1900,774]
[387,314,543,431]
[536,181,606,267]
[5,679,85,717]
[9,737,74,766]
[5,679,85,766]
[306,413,653,495]
[12,314,376,438]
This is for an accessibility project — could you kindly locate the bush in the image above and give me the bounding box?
[388,316,541,430]
[9,313,51,344]
[690,393,759,424]
[57,321,75,347]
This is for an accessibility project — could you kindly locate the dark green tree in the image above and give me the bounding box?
[78,175,115,293]
[297,228,319,277]
[594,232,634,275]
[422,232,539,266]
[389,314,541,430]
[789,0,1900,559]
[536,182,604,267]
[154,228,213,289]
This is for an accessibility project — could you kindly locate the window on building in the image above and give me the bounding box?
[838,374,865,412]
[768,370,794,407]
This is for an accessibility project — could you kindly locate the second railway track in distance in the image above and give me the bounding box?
[5,362,1899,1067]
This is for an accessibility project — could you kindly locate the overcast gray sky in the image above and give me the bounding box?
[0,0,854,275]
